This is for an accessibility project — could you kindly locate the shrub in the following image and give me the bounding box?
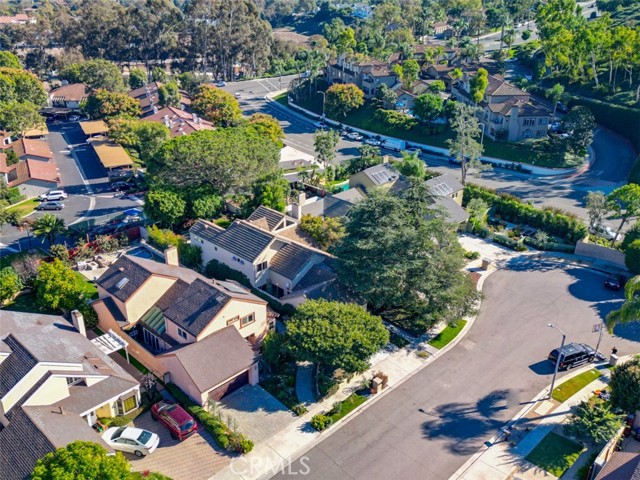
[463,250,480,260]
[146,225,201,268]
[292,404,308,416]
[373,109,417,130]
[622,222,640,251]
[625,240,640,274]
[205,259,251,286]
[299,214,345,250]
[610,357,640,413]
[310,414,332,431]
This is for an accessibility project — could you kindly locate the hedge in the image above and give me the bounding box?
[493,234,527,251]
[463,184,587,244]
[569,96,640,151]
[164,383,253,454]
[523,236,576,253]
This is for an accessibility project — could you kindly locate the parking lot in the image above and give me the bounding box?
[128,411,231,480]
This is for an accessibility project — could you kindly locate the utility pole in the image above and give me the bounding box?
[548,323,566,400]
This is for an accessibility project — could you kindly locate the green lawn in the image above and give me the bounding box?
[328,393,367,424]
[274,92,289,106]
[525,432,585,477]
[5,198,39,218]
[75,272,98,300]
[428,320,467,350]
[294,94,572,168]
[3,292,57,314]
[552,369,602,403]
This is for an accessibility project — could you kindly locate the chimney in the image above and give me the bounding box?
[291,192,306,220]
[164,245,179,266]
[71,309,86,337]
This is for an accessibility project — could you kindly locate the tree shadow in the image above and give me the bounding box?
[421,389,512,456]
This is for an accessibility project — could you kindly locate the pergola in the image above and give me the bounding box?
[91,329,130,364]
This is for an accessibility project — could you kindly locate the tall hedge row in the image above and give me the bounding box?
[463,184,587,243]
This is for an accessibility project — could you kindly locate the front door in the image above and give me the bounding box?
[86,410,97,426]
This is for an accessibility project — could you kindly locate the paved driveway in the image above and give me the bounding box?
[271,258,640,480]
[128,411,230,480]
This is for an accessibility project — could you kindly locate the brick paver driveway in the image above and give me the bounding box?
[128,411,231,480]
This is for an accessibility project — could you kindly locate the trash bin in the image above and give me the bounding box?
[482,258,492,270]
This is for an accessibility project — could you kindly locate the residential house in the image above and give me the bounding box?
[10,138,53,162]
[392,79,432,111]
[349,163,402,195]
[594,452,640,480]
[325,55,397,98]
[190,206,338,304]
[141,106,214,138]
[92,248,267,404]
[128,82,191,116]
[452,72,551,142]
[0,136,59,198]
[388,43,460,70]
[0,311,140,480]
[0,13,32,25]
[432,21,454,38]
[425,173,469,223]
[290,189,365,220]
[48,83,89,110]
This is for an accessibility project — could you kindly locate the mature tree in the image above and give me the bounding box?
[545,83,568,122]
[285,300,389,373]
[607,184,640,245]
[375,83,398,109]
[191,194,223,219]
[469,67,489,104]
[128,67,147,89]
[134,121,171,163]
[564,401,623,447]
[84,89,142,119]
[466,197,488,226]
[151,127,280,194]
[447,103,485,185]
[192,85,242,127]
[248,113,285,148]
[314,129,340,171]
[325,83,364,118]
[0,266,21,304]
[396,151,425,178]
[144,189,186,228]
[177,71,204,95]
[61,59,126,92]
[393,59,420,90]
[347,145,382,174]
[32,441,131,480]
[0,100,45,136]
[428,80,446,94]
[0,67,47,105]
[32,213,66,247]
[625,240,640,274]
[606,276,640,329]
[158,81,180,107]
[250,173,289,213]
[333,188,479,331]
[610,356,640,413]
[299,214,346,250]
[585,191,608,229]
[35,259,82,311]
[414,93,443,122]
[563,106,596,158]
[622,223,640,251]
[0,51,20,69]
[151,66,168,83]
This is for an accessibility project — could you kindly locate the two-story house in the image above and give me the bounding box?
[190,206,338,305]
[48,83,89,110]
[0,311,140,480]
[325,55,397,98]
[452,73,551,142]
[92,248,268,404]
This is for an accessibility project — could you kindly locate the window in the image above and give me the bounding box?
[66,377,85,386]
[523,119,535,126]
[177,328,188,340]
[240,314,255,327]
[116,394,138,415]
[257,261,268,272]
[538,118,548,125]
[537,130,546,136]
[226,316,239,325]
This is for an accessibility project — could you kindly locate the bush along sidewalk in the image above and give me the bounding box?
[310,393,368,432]
[165,384,254,454]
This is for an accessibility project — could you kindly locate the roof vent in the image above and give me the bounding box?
[115,278,129,290]
[118,267,125,272]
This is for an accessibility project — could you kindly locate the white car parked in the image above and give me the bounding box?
[590,224,618,241]
[347,132,363,141]
[102,427,160,457]
[364,138,381,146]
[39,190,67,202]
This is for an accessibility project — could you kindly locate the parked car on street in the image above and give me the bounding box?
[37,201,64,211]
[548,343,595,370]
[347,132,363,141]
[604,275,623,291]
[111,181,135,192]
[39,190,67,201]
[364,138,381,146]
[102,426,160,457]
[314,121,328,130]
[151,401,198,441]
[69,115,80,122]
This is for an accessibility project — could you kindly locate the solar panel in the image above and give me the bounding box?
[430,182,453,197]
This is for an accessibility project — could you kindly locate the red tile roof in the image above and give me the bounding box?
[141,106,214,137]
[0,153,10,173]
[16,139,53,160]
[25,159,59,183]
[49,83,88,102]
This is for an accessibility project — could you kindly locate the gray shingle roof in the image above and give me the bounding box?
[0,335,37,398]
[97,255,152,302]
[363,164,400,186]
[295,263,338,290]
[428,196,469,224]
[269,243,315,281]
[425,173,464,197]
[162,279,231,337]
[0,408,55,480]
[190,219,225,243]
[302,196,355,218]
[247,205,295,232]
[595,452,640,480]
[160,326,257,392]
[211,221,275,262]
[55,377,138,415]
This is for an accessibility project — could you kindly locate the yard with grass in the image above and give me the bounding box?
[552,369,602,403]
[4,198,39,218]
[291,93,573,168]
[428,320,467,350]
[525,432,585,477]
[327,393,367,424]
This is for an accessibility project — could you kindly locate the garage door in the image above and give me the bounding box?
[209,371,249,401]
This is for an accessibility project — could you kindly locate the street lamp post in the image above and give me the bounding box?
[319,91,326,120]
[548,323,566,400]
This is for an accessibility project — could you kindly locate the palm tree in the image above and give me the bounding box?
[33,213,66,247]
[606,276,640,330]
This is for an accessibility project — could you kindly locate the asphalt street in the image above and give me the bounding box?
[225,77,637,224]
[272,259,640,480]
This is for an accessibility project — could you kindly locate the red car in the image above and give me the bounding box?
[150,401,197,441]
